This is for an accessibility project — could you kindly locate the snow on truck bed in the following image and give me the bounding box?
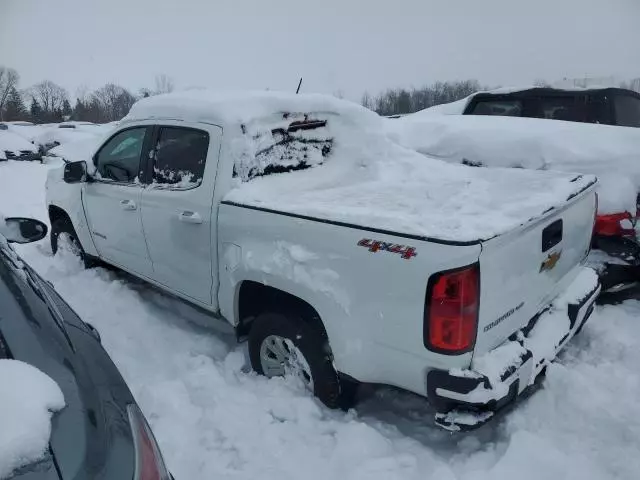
[389,108,640,215]
[130,91,595,243]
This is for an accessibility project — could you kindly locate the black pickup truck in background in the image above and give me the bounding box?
[463,87,640,128]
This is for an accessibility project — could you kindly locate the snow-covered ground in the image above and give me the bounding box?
[1,160,640,479]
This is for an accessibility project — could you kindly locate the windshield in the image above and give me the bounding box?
[0,241,73,346]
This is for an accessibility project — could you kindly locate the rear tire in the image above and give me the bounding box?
[248,312,357,409]
[50,218,96,268]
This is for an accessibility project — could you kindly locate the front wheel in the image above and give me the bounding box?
[248,312,357,409]
[50,218,96,268]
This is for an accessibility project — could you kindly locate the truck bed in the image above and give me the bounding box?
[224,154,596,243]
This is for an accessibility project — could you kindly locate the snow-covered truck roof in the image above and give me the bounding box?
[125,91,596,243]
[388,113,640,215]
[125,90,379,129]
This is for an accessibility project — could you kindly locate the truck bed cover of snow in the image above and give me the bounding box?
[127,90,597,243]
[387,113,640,215]
[223,167,596,244]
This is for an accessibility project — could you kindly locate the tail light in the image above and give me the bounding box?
[127,405,171,480]
[424,264,480,354]
[594,212,635,237]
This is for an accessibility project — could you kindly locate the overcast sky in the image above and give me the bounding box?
[1,0,638,100]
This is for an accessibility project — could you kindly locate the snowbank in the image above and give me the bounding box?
[405,96,471,117]
[0,131,38,159]
[0,360,65,479]
[48,136,102,163]
[388,114,640,214]
[33,127,99,151]
[5,124,46,144]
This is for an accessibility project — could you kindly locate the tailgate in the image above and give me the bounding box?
[474,185,597,355]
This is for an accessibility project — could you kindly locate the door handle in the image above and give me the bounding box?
[178,211,203,224]
[119,199,137,211]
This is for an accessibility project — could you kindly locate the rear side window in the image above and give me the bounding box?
[614,95,640,127]
[153,127,209,188]
[536,97,586,122]
[470,100,522,116]
[95,127,147,183]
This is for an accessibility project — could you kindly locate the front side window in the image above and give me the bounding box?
[95,127,147,183]
[614,95,640,127]
[470,99,523,116]
[152,127,209,188]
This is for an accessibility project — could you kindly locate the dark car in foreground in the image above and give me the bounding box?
[0,217,171,480]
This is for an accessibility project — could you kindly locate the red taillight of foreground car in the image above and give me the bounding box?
[127,405,172,480]
[594,212,635,237]
[424,264,480,354]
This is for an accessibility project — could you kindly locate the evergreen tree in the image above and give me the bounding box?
[29,98,42,123]
[62,98,72,119]
[3,87,26,121]
[73,99,86,121]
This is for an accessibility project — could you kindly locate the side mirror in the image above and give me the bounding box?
[2,217,48,244]
[63,161,88,183]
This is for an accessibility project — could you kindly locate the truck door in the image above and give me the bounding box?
[83,126,154,277]
[139,124,222,306]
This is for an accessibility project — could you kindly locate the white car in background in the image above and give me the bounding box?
[46,91,600,430]
[0,125,40,161]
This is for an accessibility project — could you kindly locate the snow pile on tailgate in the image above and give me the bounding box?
[128,91,596,243]
[387,114,640,214]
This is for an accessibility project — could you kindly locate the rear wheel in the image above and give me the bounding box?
[248,312,357,409]
[50,218,96,268]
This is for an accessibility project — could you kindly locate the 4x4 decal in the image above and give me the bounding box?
[357,239,417,260]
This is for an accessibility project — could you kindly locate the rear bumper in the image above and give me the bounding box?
[427,266,600,431]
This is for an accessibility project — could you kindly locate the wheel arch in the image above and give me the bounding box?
[48,204,72,226]
[235,280,329,342]
[47,203,99,258]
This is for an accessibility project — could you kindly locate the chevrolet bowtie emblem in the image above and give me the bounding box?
[540,250,562,272]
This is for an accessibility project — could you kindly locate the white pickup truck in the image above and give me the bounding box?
[46,91,600,430]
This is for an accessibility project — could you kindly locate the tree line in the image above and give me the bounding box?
[2,64,639,124]
[362,79,485,116]
[0,66,174,123]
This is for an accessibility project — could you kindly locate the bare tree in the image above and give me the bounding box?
[75,84,91,104]
[364,79,483,116]
[361,91,374,110]
[0,67,20,120]
[154,74,175,95]
[30,80,69,120]
[92,83,136,121]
